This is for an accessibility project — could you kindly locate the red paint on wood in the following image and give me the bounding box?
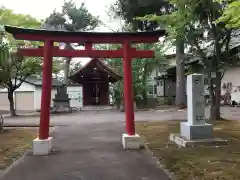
[123,41,135,135]
[18,48,155,58]
[39,40,53,140]
[85,42,93,50]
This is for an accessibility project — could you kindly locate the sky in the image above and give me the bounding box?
[0,0,173,68]
[0,0,122,31]
[1,0,124,67]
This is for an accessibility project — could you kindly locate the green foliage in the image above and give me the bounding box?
[0,45,42,89]
[110,0,174,31]
[95,43,166,104]
[138,0,239,119]
[0,6,42,28]
[0,40,9,85]
[0,6,44,82]
[137,0,238,70]
[44,1,100,82]
[44,1,99,31]
[0,6,42,45]
[69,61,82,75]
[217,0,240,28]
[0,6,51,85]
[0,6,48,115]
[138,0,199,41]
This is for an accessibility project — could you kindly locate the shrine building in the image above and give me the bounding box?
[69,58,121,106]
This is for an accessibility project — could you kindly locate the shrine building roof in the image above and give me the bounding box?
[69,58,122,84]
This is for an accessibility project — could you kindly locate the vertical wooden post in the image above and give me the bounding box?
[123,41,135,135]
[85,42,93,50]
[39,40,53,140]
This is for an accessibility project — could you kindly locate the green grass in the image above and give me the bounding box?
[136,120,240,180]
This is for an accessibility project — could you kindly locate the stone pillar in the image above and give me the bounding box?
[180,74,213,140]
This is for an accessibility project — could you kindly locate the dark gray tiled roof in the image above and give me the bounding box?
[23,76,64,87]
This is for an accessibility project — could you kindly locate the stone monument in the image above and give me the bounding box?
[119,99,137,112]
[51,85,72,114]
[170,74,228,147]
[181,74,213,140]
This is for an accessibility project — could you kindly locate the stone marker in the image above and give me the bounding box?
[180,74,213,140]
[119,99,137,112]
[52,85,72,114]
[170,74,228,147]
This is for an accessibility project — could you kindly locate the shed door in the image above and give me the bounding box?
[15,92,34,111]
[0,92,9,111]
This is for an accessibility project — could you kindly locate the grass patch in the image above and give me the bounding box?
[136,120,240,180]
[0,128,37,169]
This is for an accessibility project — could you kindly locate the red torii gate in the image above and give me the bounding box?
[5,26,165,155]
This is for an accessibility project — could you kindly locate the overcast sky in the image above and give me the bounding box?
[0,0,124,66]
[1,0,122,31]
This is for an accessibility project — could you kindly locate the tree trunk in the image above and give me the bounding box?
[210,72,221,121]
[64,43,73,85]
[8,88,16,116]
[141,64,149,106]
[64,58,71,84]
[142,90,148,105]
[175,37,186,108]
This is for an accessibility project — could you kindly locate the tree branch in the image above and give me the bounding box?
[15,73,30,89]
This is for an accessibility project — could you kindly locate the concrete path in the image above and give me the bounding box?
[2,106,240,179]
[3,106,240,127]
[2,122,171,180]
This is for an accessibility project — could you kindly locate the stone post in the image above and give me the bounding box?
[180,74,213,140]
[187,73,205,125]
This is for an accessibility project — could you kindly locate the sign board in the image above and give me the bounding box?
[67,86,83,109]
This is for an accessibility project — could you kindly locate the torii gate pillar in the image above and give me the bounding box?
[33,40,54,155]
[121,41,142,149]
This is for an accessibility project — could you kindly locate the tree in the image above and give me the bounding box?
[0,7,45,116]
[0,6,42,44]
[44,1,100,84]
[110,0,174,31]
[69,61,82,76]
[109,0,172,107]
[140,0,239,120]
[217,0,240,28]
[112,0,187,108]
[0,45,42,116]
[95,43,166,107]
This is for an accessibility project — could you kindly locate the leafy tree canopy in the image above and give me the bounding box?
[110,0,174,31]
[44,0,99,31]
[217,0,240,28]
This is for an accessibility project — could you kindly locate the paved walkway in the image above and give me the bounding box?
[2,122,171,180]
[3,106,240,127]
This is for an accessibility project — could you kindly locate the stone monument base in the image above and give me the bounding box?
[180,122,213,140]
[122,133,142,149]
[119,100,137,112]
[170,133,228,147]
[33,137,53,155]
[51,105,72,114]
